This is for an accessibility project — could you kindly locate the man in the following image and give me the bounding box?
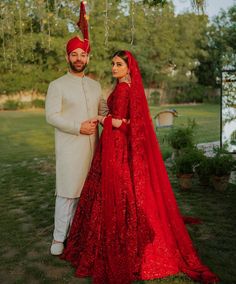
[45,2,107,256]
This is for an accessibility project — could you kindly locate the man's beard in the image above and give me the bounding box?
[69,60,87,73]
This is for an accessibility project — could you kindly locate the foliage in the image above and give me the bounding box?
[2,98,45,110]
[167,83,206,104]
[152,103,220,160]
[195,5,236,87]
[173,146,202,174]
[19,101,33,109]
[195,154,213,185]
[165,120,197,150]
[32,99,45,108]
[143,0,167,6]
[210,147,236,177]
[149,91,160,105]
[0,0,233,100]
[3,100,20,110]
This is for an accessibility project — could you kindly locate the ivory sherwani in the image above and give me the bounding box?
[46,72,105,198]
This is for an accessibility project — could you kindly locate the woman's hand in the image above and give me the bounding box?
[96,115,129,128]
[112,118,128,128]
[112,118,123,128]
[97,115,105,124]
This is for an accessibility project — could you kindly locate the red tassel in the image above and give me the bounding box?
[77,1,89,41]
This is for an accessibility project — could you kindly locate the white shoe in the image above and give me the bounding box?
[50,242,64,256]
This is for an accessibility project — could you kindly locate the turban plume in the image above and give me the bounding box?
[66,1,90,54]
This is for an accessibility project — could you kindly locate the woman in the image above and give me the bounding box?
[62,51,219,284]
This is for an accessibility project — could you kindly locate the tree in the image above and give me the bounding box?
[0,0,222,97]
[195,4,236,87]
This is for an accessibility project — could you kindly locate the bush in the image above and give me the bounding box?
[167,83,206,104]
[19,102,32,109]
[3,100,20,110]
[210,147,236,177]
[32,99,45,108]
[173,147,203,175]
[149,91,160,106]
[1,98,45,111]
[195,154,213,185]
[0,65,61,94]
[165,120,196,151]
[203,87,220,103]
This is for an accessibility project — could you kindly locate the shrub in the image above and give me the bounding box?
[165,120,196,151]
[19,102,32,109]
[173,147,203,175]
[149,91,160,106]
[167,83,206,104]
[32,99,45,108]
[210,147,236,177]
[3,100,20,110]
[195,154,213,185]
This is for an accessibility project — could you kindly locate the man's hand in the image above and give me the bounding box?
[80,120,98,135]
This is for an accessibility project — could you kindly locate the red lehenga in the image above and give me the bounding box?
[61,51,219,284]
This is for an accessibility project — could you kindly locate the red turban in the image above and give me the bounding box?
[66,37,90,55]
[66,1,90,55]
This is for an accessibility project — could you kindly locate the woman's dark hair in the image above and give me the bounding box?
[112,50,129,66]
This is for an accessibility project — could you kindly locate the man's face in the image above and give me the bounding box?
[67,48,88,73]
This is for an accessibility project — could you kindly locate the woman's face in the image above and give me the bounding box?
[111,56,129,80]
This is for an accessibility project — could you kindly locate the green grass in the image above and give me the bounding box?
[0,106,235,284]
[151,103,220,141]
[150,103,221,158]
[0,110,54,162]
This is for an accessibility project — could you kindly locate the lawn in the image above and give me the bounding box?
[150,103,221,159]
[0,105,235,284]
